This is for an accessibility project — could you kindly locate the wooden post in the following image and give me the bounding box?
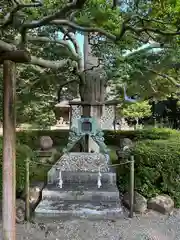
[153,116,157,128]
[83,33,90,152]
[25,158,30,221]
[69,105,72,129]
[129,155,135,218]
[113,104,116,131]
[2,60,16,240]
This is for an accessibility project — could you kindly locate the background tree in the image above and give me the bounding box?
[0,0,179,126]
[121,100,152,128]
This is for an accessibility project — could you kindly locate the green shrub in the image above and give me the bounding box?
[0,127,180,204]
[117,139,180,207]
[16,129,69,149]
[10,127,180,149]
[104,127,180,146]
[0,140,34,197]
[16,144,35,193]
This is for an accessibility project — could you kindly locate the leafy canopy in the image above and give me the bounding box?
[0,0,179,125]
[121,101,152,119]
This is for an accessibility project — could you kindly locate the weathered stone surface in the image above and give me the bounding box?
[55,152,109,172]
[29,183,45,209]
[117,138,134,159]
[119,138,134,149]
[148,195,174,214]
[39,157,49,164]
[48,148,59,163]
[38,148,58,164]
[123,191,147,213]
[37,149,54,157]
[40,136,53,150]
[16,199,25,223]
[22,182,45,210]
[42,184,119,202]
[48,171,116,186]
[35,199,123,219]
[36,170,123,219]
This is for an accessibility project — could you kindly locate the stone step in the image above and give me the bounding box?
[48,170,117,185]
[42,185,119,202]
[46,183,118,191]
[35,199,124,220]
[48,182,118,192]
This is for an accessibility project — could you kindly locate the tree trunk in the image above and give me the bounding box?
[80,33,106,152]
[81,33,106,118]
[2,61,16,240]
[135,117,139,129]
[80,69,106,118]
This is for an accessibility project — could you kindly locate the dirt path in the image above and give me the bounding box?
[0,210,180,240]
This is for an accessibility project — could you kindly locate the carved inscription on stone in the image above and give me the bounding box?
[57,153,109,172]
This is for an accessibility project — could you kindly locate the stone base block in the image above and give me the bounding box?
[35,199,123,220]
[42,184,119,202]
[35,156,124,220]
[48,170,117,185]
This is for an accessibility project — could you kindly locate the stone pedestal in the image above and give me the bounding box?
[35,153,124,219]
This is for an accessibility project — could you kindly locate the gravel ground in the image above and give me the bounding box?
[1,210,180,240]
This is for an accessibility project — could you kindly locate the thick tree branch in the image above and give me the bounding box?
[1,1,179,75]
[66,32,83,70]
[61,29,83,72]
[67,33,85,85]
[148,80,158,93]
[30,56,70,69]
[127,25,180,37]
[59,79,79,89]
[19,0,87,45]
[50,20,117,40]
[148,68,180,87]
[50,20,180,42]
[2,0,43,28]
[0,40,16,51]
[26,36,80,60]
[62,30,80,55]
[57,78,79,102]
[0,39,71,69]
[60,28,84,83]
[1,1,180,49]
[137,16,174,27]
[21,0,87,30]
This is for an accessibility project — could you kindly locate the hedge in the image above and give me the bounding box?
[0,140,35,197]
[0,141,60,199]
[1,127,180,204]
[104,127,180,145]
[9,127,180,149]
[117,139,180,207]
[16,129,69,149]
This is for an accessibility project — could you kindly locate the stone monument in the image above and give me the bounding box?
[35,32,123,219]
[35,101,123,219]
